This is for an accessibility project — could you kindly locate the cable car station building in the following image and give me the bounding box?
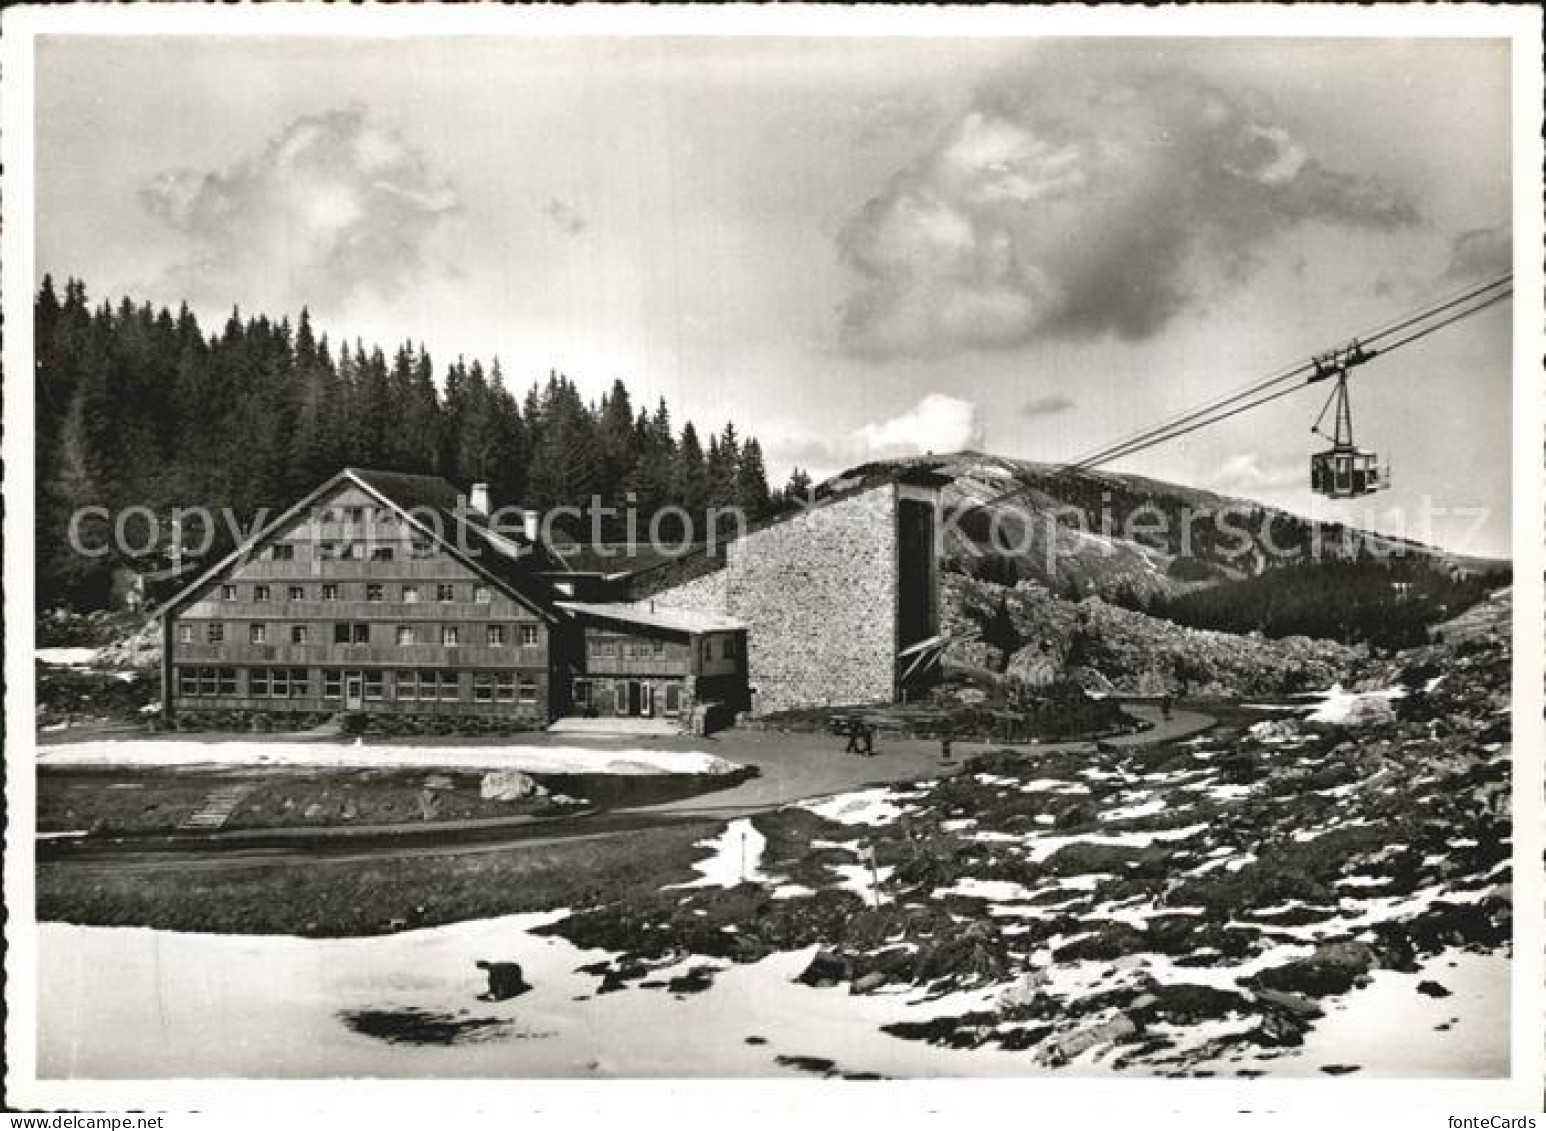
[157,465,940,732]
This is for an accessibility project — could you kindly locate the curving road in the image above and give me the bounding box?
[39,703,1218,871]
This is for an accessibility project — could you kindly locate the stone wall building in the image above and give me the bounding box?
[625,470,945,715]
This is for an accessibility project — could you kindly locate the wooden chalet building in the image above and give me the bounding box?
[157,469,748,731]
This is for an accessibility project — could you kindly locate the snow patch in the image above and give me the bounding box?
[35,738,743,776]
[669,819,768,889]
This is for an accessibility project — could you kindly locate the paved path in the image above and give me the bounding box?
[39,703,1218,866]
[624,702,1217,818]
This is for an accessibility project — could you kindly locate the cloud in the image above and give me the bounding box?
[856,393,985,456]
[838,61,1420,359]
[762,394,985,479]
[1019,393,1074,418]
[546,198,588,237]
[140,105,459,312]
[1443,224,1511,283]
[1207,452,1305,496]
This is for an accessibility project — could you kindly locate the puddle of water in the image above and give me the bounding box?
[339,1008,529,1046]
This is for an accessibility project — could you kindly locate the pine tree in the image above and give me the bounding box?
[735,436,771,519]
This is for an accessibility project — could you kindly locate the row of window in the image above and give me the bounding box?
[175,666,541,705]
[179,622,542,648]
[218,582,491,604]
[588,637,737,661]
[591,638,668,659]
[261,540,437,563]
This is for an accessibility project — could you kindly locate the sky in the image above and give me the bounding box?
[34,35,1516,556]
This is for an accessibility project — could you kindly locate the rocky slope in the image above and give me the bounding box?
[540,622,1510,1076]
[944,571,1364,699]
[827,452,1506,604]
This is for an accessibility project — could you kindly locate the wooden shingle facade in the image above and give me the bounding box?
[157,468,748,732]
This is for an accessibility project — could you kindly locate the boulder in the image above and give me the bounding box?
[480,769,547,802]
[1343,695,1397,727]
[1250,940,1375,997]
[796,949,851,988]
[476,960,531,1001]
[1249,719,1300,744]
[1036,1014,1138,1066]
[996,968,1049,1012]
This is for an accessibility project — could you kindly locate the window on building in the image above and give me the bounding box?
[208,623,225,644]
[291,625,309,646]
[366,584,384,602]
[517,675,538,705]
[402,585,420,604]
[722,636,736,659]
[339,543,361,561]
[218,668,238,696]
[250,623,267,645]
[438,672,461,702]
[288,585,306,602]
[664,683,683,716]
[364,671,384,700]
[520,624,540,647]
[411,540,435,560]
[321,584,340,601]
[344,506,365,524]
[417,670,439,701]
[323,670,342,700]
[474,673,495,703]
[437,583,456,602]
[334,623,351,645]
[177,668,199,696]
[395,670,418,701]
[573,680,591,706]
[496,673,517,702]
[371,546,394,562]
[352,623,369,645]
[318,542,338,561]
[178,624,194,644]
[487,625,506,647]
[595,639,615,658]
[652,639,666,657]
[253,584,271,602]
[270,668,289,698]
[270,544,295,562]
[442,626,460,647]
[250,668,270,697]
[221,584,237,601]
[474,584,491,604]
[396,626,417,646]
[290,668,310,698]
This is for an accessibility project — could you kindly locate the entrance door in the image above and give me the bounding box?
[345,672,363,710]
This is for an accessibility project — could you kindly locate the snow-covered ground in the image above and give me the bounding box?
[1249,950,1508,1077]
[35,738,743,776]
[802,787,916,826]
[36,647,99,667]
[1303,683,1407,725]
[670,819,769,888]
[35,916,1505,1080]
[36,917,1094,1079]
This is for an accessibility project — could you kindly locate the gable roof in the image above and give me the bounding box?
[155,468,566,623]
[556,600,745,636]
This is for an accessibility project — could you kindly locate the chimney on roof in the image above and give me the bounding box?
[469,483,491,516]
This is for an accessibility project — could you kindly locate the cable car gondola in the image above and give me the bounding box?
[1308,342,1389,499]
